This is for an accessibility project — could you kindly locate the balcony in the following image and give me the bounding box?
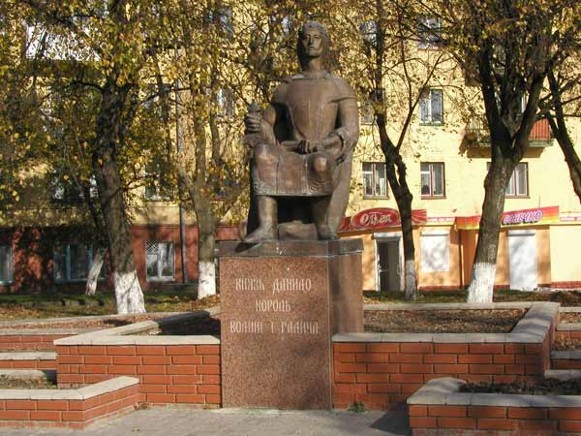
[465,117,552,147]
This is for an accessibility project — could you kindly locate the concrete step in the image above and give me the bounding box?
[0,351,57,370]
[545,368,581,380]
[551,350,581,370]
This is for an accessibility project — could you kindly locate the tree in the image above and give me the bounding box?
[13,0,182,313]
[334,0,451,299]
[168,1,250,299]
[545,65,581,202]
[420,0,578,302]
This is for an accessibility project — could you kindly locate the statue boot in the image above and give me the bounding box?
[244,196,278,243]
[312,196,336,240]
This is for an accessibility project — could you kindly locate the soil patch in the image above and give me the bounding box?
[0,314,171,331]
[554,337,581,351]
[560,312,581,323]
[364,309,527,334]
[0,375,56,390]
[1,309,528,335]
[460,379,581,395]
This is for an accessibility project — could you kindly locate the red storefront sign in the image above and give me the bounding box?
[455,206,560,230]
[339,208,427,233]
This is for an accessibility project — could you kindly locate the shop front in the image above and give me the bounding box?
[341,205,581,292]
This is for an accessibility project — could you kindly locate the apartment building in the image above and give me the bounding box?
[1,9,580,294]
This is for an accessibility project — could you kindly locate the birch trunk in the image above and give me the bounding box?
[467,160,513,303]
[93,81,145,314]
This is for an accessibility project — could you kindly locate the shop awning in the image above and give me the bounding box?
[455,206,560,230]
[339,208,427,234]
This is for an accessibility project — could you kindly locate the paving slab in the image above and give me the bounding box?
[0,406,412,436]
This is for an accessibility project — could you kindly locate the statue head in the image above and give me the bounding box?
[297,21,329,69]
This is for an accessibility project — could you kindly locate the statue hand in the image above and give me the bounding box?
[298,139,319,154]
[244,112,263,134]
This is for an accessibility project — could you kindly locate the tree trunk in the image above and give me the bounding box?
[377,114,418,300]
[93,82,145,314]
[547,73,581,203]
[85,247,105,296]
[467,159,513,303]
[196,208,217,299]
[393,180,417,300]
[552,121,581,202]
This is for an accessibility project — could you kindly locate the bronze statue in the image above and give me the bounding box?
[244,21,359,242]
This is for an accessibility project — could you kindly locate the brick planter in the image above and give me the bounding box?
[408,377,581,435]
[54,312,221,407]
[0,376,140,429]
[332,303,559,410]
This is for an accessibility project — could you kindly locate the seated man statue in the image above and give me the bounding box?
[244,21,359,243]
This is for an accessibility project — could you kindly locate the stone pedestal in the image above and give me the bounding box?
[219,239,363,409]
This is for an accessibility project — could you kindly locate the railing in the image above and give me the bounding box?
[465,117,552,147]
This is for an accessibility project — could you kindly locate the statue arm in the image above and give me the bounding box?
[244,103,278,147]
[333,97,360,160]
[260,104,278,145]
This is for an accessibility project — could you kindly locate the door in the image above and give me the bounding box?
[377,239,402,291]
[508,230,537,291]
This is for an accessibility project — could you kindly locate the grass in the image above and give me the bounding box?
[0,288,215,321]
[0,288,579,321]
[364,288,581,306]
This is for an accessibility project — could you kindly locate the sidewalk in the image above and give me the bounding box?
[2,406,411,436]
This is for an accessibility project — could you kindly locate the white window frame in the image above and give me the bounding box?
[420,162,445,198]
[421,230,450,272]
[144,167,172,201]
[486,162,529,198]
[0,245,13,284]
[146,241,175,282]
[506,163,529,198]
[51,173,98,203]
[418,16,442,49]
[420,89,444,125]
[54,244,102,282]
[362,162,389,198]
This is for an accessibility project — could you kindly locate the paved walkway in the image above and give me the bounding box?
[2,406,411,436]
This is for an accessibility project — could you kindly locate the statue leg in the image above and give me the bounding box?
[243,195,278,243]
[311,196,335,240]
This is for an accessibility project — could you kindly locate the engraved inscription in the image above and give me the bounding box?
[230,320,264,334]
[255,299,291,312]
[235,278,265,291]
[272,278,312,293]
[230,275,320,335]
[280,321,319,335]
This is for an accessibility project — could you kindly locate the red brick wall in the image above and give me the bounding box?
[409,404,581,435]
[0,334,67,351]
[0,383,140,430]
[333,342,548,410]
[56,344,221,406]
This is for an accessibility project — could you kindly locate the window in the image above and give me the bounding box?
[487,162,529,197]
[54,244,103,282]
[360,101,374,124]
[362,162,388,198]
[216,88,235,117]
[506,163,529,197]
[420,89,443,124]
[0,245,13,284]
[359,20,377,47]
[206,8,233,37]
[418,17,442,49]
[144,165,173,201]
[421,162,445,198]
[50,173,98,204]
[146,241,174,281]
[268,14,293,34]
[421,231,450,272]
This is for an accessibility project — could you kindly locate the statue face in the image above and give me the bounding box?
[300,28,325,58]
